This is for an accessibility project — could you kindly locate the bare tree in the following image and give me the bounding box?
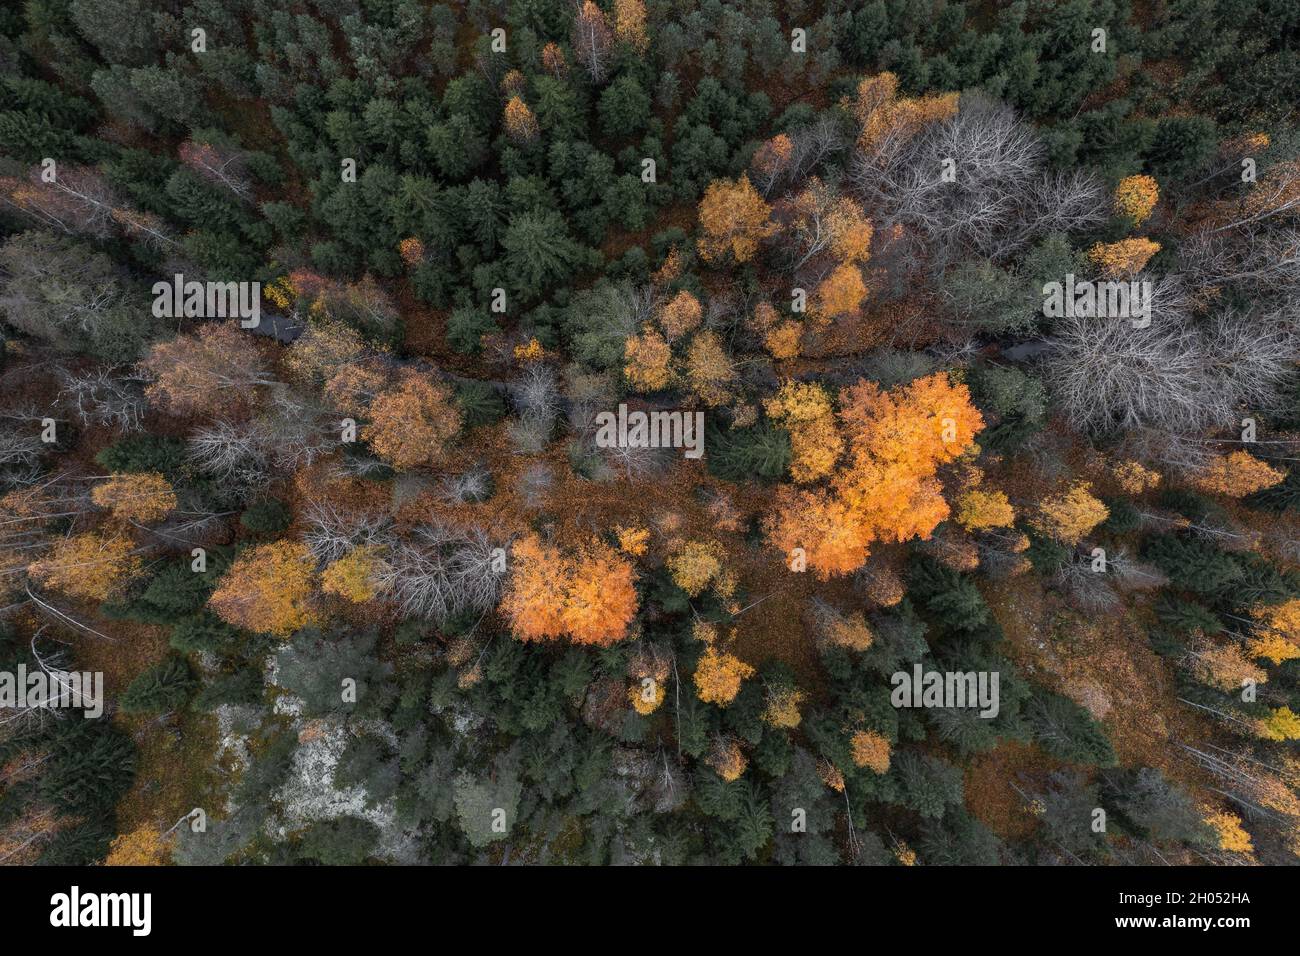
[851,94,1105,271]
[1041,279,1300,435]
[301,501,392,563]
[376,524,503,623]
[57,366,148,432]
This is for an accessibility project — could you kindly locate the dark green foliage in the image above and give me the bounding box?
[705,421,791,482]
[1109,767,1214,846]
[1027,691,1116,766]
[891,750,964,819]
[1143,535,1243,598]
[296,816,381,865]
[240,498,293,535]
[456,380,507,426]
[447,306,498,353]
[95,435,188,480]
[37,719,136,817]
[120,654,197,714]
[906,555,990,633]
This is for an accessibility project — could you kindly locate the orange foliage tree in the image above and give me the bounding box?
[657,289,703,341]
[814,262,868,317]
[504,96,539,144]
[766,373,984,577]
[694,645,754,706]
[623,326,673,391]
[105,825,171,866]
[364,370,462,469]
[501,534,638,646]
[1191,451,1283,498]
[853,72,959,158]
[850,730,892,773]
[696,174,774,264]
[141,324,274,416]
[209,541,318,637]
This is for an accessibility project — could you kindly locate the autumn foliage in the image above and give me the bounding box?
[1191,451,1283,498]
[766,373,984,577]
[28,532,140,601]
[209,541,319,637]
[91,472,177,524]
[501,534,638,646]
[364,370,462,469]
[696,174,774,264]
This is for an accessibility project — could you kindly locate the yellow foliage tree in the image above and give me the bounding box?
[320,546,387,603]
[1257,706,1300,741]
[1203,809,1253,854]
[286,320,369,385]
[1191,451,1283,498]
[1251,599,1300,665]
[684,330,735,406]
[29,532,140,601]
[615,525,650,556]
[1115,175,1159,225]
[814,262,868,317]
[209,541,318,637]
[694,645,754,706]
[763,685,806,728]
[1088,238,1161,277]
[696,174,774,264]
[623,326,673,391]
[613,0,648,51]
[853,72,959,156]
[1113,459,1161,495]
[764,320,803,360]
[667,540,728,597]
[105,825,171,866]
[954,488,1015,531]
[91,472,177,524]
[1031,482,1109,545]
[764,380,842,483]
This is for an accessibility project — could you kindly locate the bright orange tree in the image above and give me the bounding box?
[766,372,984,577]
[501,534,638,646]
